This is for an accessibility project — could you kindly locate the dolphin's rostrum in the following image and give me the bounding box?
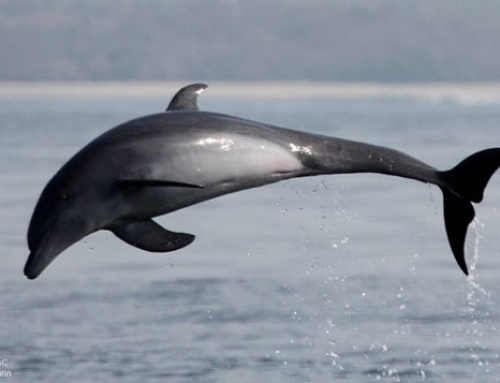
[25,84,500,279]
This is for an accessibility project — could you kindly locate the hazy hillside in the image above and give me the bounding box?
[1,0,500,82]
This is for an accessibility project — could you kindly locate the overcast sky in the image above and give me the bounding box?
[1,0,499,82]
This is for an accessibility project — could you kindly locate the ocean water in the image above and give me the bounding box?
[1,85,500,382]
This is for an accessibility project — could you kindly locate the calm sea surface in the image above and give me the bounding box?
[1,85,500,382]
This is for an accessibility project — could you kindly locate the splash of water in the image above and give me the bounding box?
[466,218,488,297]
[463,218,496,374]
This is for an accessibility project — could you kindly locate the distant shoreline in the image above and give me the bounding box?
[2,81,500,103]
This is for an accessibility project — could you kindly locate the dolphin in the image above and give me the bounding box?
[24,83,500,279]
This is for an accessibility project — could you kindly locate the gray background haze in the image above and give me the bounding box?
[1,0,499,82]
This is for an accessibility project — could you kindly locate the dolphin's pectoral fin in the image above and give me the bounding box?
[112,219,195,252]
[117,178,204,189]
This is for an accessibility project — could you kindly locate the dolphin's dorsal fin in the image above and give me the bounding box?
[112,219,195,252]
[166,83,208,111]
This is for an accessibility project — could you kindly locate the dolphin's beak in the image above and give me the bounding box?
[24,227,63,279]
[24,249,52,280]
[25,220,52,279]
[24,217,88,279]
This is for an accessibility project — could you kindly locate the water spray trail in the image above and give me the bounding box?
[467,219,488,298]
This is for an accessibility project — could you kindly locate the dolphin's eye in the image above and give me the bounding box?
[60,193,69,202]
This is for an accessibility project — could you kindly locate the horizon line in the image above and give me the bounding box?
[2,81,500,102]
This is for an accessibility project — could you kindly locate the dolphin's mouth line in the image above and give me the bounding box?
[24,216,57,279]
[28,213,57,252]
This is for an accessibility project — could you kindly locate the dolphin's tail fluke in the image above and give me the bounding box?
[440,189,475,275]
[439,148,500,275]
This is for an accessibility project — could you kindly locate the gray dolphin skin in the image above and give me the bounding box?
[166,83,207,111]
[25,84,500,279]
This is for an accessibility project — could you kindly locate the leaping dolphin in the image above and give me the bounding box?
[24,84,500,279]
